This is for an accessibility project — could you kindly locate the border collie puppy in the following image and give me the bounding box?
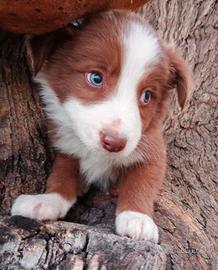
[11,10,189,243]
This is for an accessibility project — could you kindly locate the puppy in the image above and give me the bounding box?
[11,10,189,243]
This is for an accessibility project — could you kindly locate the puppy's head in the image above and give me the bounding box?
[34,10,190,162]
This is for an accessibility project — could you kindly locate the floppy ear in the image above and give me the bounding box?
[25,27,75,76]
[165,45,191,109]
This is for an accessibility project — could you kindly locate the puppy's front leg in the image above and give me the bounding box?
[116,159,165,243]
[11,154,80,220]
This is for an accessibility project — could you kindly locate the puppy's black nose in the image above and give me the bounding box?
[100,132,127,152]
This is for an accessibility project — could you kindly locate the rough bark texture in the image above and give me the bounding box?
[0,215,166,269]
[0,0,217,269]
[139,0,218,269]
[0,32,54,214]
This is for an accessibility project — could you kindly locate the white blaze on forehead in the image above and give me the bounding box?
[105,21,162,155]
[116,21,161,103]
[119,21,161,92]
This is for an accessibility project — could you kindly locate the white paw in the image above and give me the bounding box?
[11,193,75,221]
[115,211,159,243]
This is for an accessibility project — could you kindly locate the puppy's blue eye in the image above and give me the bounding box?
[140,90,152,104]
[87,71,103,87]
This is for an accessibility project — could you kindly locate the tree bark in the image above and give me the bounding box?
[0,215,167,269]
[0,0,217,269]
[140,0,218,268]
[0,32,54,214]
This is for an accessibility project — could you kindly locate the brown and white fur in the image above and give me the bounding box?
[11,10,189,243]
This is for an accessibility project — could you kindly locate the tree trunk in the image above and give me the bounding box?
[139,0,218,268]
[0,32,54,214]
[0,0,217,269]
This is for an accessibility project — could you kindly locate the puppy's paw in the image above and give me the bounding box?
[11,193,75,221]
[115,211,159,243]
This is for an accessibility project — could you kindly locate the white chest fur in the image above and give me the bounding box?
[80,153,117,189]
